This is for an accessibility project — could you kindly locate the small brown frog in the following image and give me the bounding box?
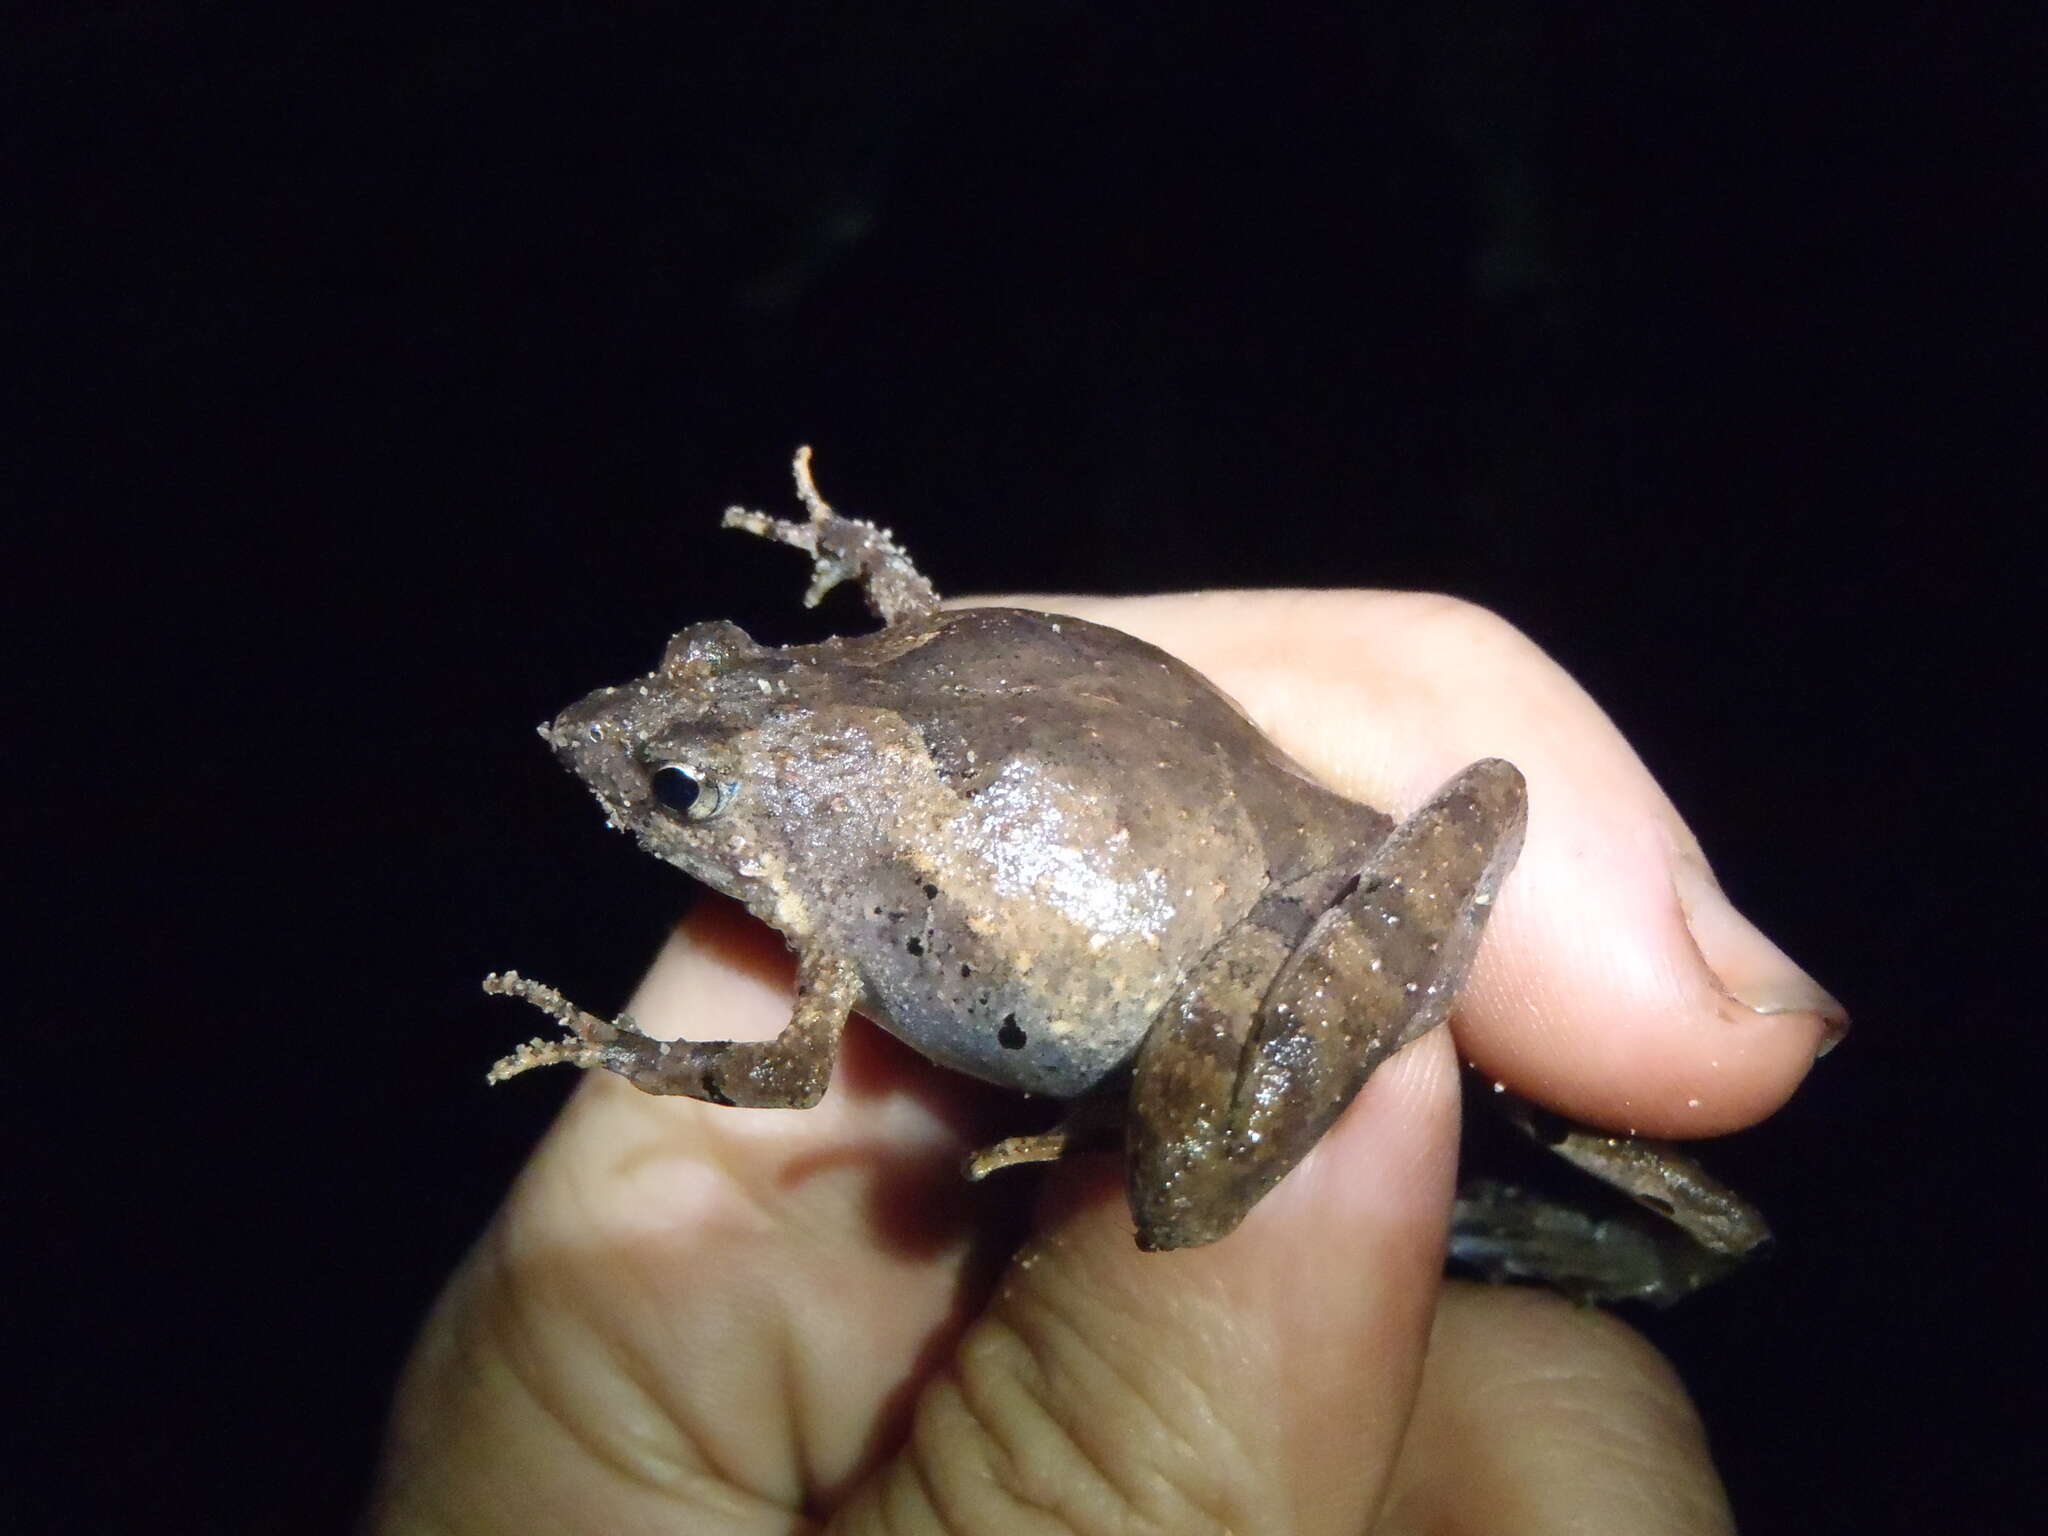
[490,451,1766,1291]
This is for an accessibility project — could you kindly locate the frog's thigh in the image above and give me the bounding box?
[1128,759,1526,1250]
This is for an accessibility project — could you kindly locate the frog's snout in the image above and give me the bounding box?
[541,687,620,759]
[539,687,649,817]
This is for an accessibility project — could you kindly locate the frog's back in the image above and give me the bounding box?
[873,608,1379,859]
[826,607,1388,1098]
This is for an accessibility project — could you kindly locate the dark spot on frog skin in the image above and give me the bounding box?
[905,936,924,956]
[959,963,973,978]
[998,1015,1027,1050]
[922,883,939,900]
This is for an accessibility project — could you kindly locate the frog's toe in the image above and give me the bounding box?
[485,1035,604,1084]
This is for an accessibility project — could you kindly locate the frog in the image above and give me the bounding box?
[488,450,1768,1292]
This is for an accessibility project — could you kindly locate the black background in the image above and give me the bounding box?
[9,4,2037,1531]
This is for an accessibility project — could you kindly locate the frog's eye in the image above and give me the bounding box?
[650,763,732,821]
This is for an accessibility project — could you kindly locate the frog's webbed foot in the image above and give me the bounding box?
[1449,1180,1751,1306]
[1491,1092,1772,1259]
[484,951,860,1108]
[963,1095,1122,1182]
[1445,1092,1770,1301]
[722,446,940,625]
[1127,759,1527,1250]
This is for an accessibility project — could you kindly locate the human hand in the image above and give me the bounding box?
[368,591,1838,1534]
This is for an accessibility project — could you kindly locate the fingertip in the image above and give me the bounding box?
[1671,853,1851,1053]
[626,895,799,1041]
[1466,819,1832,1137]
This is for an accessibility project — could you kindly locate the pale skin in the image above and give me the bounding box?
[367,589,1839,1535]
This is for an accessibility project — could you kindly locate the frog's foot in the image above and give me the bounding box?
[1449,1180,1751,1306]
[721,446,940,625]
[484,971,644,1081]
[963,1097,1121,1182]
[1493,1093,1772,1259]
[1127,759,1528,1250]
[483,952,860,1108]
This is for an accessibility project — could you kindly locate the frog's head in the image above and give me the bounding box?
[540,619,897,935]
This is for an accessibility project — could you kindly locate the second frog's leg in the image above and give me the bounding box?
[1447,1179,1752,1305]
[485,947,861,1108]
[1128,759,1527,1249]
[1494,1091,1771,1256]
[1450,1094,1770,1303]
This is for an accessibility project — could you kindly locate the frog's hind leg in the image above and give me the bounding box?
[1492,1092,1771,1259]
[1446,1092,1771,1303]
[1127,759,1526,1250]
[485,948,861,1108]
[1448,1179,1749,1305]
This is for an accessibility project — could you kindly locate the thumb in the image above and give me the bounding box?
[829,1030,1462,1536]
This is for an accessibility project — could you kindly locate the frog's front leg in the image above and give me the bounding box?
[485,947,861,1108]
[721,446,940,625]
[1128,759,1526,1249]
